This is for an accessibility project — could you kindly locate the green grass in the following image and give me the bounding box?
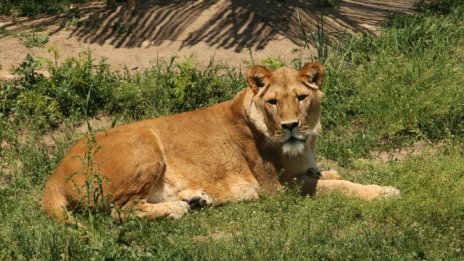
[1,1,464,259]
[1,140,463,260]
[16,32,50,48]
[317,4,464,164]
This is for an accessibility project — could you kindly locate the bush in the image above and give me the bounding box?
[1,52,115,129]
[0,0,86,16]
[47,51,116,119]
[107,57,244,118]
[0,53,244,130]
[1,54,59,129]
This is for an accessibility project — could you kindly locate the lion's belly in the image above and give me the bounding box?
[146,153,261,204]
[142,109,266,204]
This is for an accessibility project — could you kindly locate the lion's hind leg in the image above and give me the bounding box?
[111,200,190,222]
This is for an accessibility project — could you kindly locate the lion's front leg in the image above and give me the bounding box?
[300,176,400,200]
[320,170,342,180]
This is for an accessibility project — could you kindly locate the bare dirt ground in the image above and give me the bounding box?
[0,0,417,79]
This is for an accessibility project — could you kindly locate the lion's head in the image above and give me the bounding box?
[246,62,325,157]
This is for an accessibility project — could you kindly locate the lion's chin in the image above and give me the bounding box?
[282,140,306,157]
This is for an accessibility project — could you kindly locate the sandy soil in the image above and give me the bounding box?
[0,0,417,79]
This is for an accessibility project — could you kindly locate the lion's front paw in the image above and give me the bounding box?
[185,195,213,210]
[363,185,400,200]
[379,186,401,198]
[177,189,214,210]
[167,201,191,219]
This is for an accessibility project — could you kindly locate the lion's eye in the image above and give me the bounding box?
[297,95,308,101]
[267,99,278,105]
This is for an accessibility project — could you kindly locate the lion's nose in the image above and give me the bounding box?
[281,121,298,130]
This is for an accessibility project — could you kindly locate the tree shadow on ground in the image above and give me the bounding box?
[1,0,417,51]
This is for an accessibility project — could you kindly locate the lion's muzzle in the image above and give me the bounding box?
[279,121,308,157]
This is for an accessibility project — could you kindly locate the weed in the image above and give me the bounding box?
[60,8,84,30]
[297,11,329,63]
[66,87,111,220]
[0,26,6,38]
[259,57,287,70]
[418,0,463,14]
[17,32,49,48]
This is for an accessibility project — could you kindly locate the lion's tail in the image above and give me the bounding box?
[42,176,76,225]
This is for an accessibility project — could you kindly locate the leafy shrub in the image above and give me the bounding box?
[151,58,243,113]
[0,0,87,16]
[0,52,244,130]
[59,8,84,30]
[46,51,116,118]
[109,57,243,118]
[0,52,114,129]
[0,0,12,15]
[1,54,58,128]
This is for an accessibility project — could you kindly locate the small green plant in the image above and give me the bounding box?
[297,11,329,63]
[12,53,43,84]
[66,87,112,226]
[81,84,110,213]
[17,32,49,48]
[72,129,110,215]
[316,0,341,8]
[60,8,84,30]
[0,26,6,38]
[258,57,287,70]
[111,22,135,34]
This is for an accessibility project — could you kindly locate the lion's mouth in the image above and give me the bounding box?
[286,136,306,143]
[281,136,306,157]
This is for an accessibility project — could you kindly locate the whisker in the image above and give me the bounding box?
[264,135,282,148]
[300,129,317,136]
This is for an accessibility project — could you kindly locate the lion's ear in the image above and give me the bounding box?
[300,62,325,90]
[246,65,271,94]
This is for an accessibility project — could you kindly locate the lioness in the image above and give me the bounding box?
[43,62,399,223]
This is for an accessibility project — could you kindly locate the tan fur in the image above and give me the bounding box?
[42,62,399,223]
